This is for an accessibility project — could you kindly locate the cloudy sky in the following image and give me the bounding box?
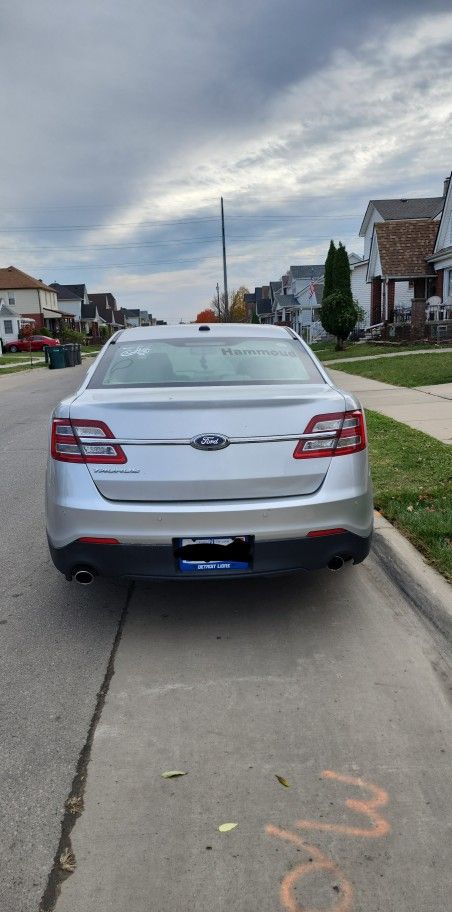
[1,0,451,322]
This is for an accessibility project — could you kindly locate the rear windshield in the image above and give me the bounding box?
[88,336,324,388]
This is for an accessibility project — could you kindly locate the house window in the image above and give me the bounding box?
[3,319,13,334]
[8,292,15,307]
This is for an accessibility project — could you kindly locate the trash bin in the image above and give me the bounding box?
[75,343,82,365]
[63,344,77,367]
[48,346,66,370]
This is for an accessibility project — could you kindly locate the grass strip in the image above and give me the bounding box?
[311,341,436,361]
[0,362,48,375]
[334,352,452,386]
[366,410,452,580]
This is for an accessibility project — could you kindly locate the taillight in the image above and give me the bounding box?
[51,419,126,464]
[293,410,366,459]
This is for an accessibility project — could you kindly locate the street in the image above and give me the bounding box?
[1,365,451,912]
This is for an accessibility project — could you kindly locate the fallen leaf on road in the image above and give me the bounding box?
[65,795,83,815]
[218,823,238,832]
[59,848,76,873]
[161,770,188,779]
[275,775,290,788]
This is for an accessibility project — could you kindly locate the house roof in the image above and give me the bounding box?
[373,220,438,277]
[81,301,97,320]
[0,300,19,318]
[274,293,298,309]
[50,282,82,302]
[89,292,117,309]
[0,266,56,293]
[89,293,120,325]
[289,265,324,280]
[359,197,443,236]
[63,283,88,299]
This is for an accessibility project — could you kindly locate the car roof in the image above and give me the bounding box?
[112,324,295,343]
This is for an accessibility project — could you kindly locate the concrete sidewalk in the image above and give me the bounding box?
[329,369,452,444]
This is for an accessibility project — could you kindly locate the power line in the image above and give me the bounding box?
[0,231,360,255]
[0,213,361,233]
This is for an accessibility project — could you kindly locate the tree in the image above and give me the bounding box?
[334,242,352,297]
[319,291,363,351]
[323,240,336,299]
[212,286,250,322]
[195,308,217,323]
[230,286,250,322]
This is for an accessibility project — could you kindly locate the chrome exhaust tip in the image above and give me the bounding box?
[73,568,95,585]
[328,556,345,572]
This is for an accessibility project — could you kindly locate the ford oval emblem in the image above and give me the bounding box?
[191,433,230,451]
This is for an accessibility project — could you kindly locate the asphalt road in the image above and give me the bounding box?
[0,365,126,912]
[1,366,451,912]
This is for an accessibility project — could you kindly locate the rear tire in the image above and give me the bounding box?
[9,345,18,353]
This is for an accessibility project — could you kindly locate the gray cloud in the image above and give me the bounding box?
[0,0,451,320]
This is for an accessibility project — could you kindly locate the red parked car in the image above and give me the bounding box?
[4,335,60,353]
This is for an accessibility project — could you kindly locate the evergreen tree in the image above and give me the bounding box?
[323,240,336,299]
[334,242,352,298]
[319,292,364,351]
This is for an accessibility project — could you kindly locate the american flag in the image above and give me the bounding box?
[308,276,315,299]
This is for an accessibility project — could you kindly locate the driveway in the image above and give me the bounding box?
[0,366,451,912]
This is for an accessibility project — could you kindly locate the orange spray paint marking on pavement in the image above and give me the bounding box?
[296,770,391,839]
[266,824,354,912]
[266,771,391,911]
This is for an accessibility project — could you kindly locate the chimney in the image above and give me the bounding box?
[443,176,450,197]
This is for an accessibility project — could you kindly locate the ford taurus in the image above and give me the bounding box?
[46,324,373,582]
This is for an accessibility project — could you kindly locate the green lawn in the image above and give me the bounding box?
[334,352,452,387]
[310,341,440,362]
[366,411,452,580]
[0,352,39,363]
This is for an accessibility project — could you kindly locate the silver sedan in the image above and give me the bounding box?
[46,324,373,582]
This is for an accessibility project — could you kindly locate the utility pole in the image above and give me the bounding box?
[221,197,229,322]
[216,282,220,318]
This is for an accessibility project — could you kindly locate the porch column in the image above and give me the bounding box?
[371,278,382,324]
[435,269,444,298]
[411,298,426,341]
[387,280,395,323]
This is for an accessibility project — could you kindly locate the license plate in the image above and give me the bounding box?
[176,536,251,572]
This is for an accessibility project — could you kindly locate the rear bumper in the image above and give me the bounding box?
[48,531,372,580]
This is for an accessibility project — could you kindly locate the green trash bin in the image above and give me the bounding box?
[48,346,66,370]
[75,343,82,365]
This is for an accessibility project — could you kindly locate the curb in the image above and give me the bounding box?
[373,511,452,641]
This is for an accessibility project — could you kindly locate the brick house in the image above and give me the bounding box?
[366,219,439,339]
[0,266,65,332]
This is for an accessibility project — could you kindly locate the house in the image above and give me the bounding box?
[61,284,100,337]
[358,180,449,326]
[120,308,150,327]
[50,283,83,330]
[244,287,272,324]
[427,173,452,335]
[88,293,123,335]
[366,219,439,338]
[272,265,324,337]
[0,299,23,351]
[0,266,64,333]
